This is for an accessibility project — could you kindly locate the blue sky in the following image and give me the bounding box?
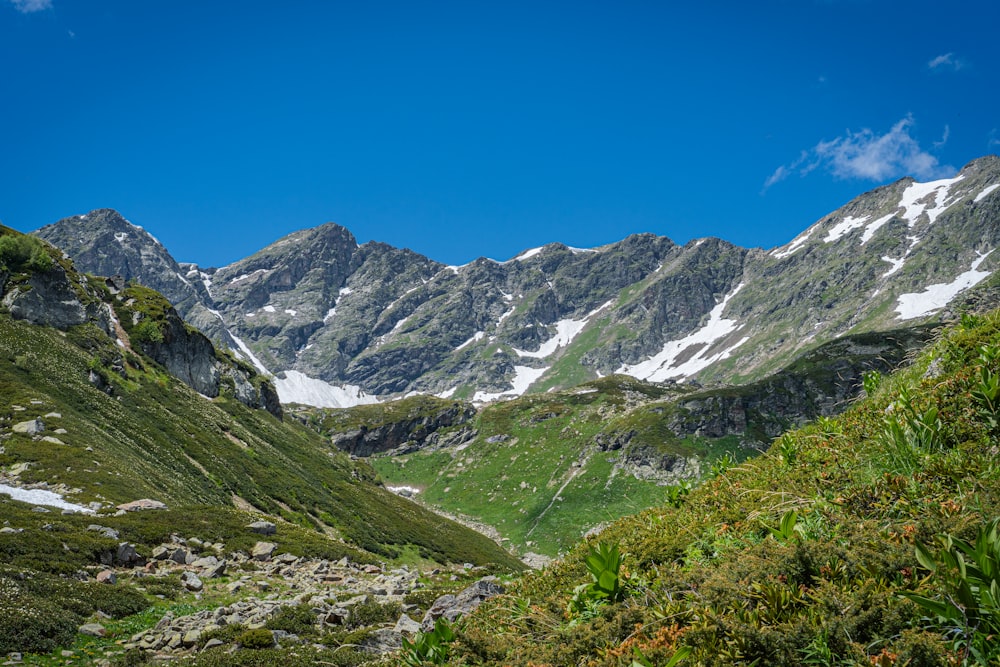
[2,1,998,267]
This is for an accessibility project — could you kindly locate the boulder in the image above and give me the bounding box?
[96,570,117,585]
[180,571,203,592]
[79,623,106,637]
[251,541,277,561]
[420,577,504,631]
[359,628,403,654]
[116,499,167,512]
[246,521,276,535]
[394,613,421,634]
[12,419,44,435]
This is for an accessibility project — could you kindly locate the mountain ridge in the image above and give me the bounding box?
[34,155,1000,407]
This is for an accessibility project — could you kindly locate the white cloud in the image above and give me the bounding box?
[10,0,52,12]
[933,124,950,149]
[928,53,965,71]
[763,116,954,191]
[990,129,1000,147]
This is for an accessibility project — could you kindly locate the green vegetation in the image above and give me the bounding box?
[401,307,1000,665]
[401,618,456,667]
[0,231,53,273]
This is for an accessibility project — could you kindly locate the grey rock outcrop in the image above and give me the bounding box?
[420,577,504,631]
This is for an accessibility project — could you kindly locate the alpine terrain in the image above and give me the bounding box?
[35,156,1000,408]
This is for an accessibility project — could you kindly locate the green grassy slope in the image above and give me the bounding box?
[0,223,520,570]
[434,308,1000,666]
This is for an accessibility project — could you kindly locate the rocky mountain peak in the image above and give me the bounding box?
[31,155,1000,407]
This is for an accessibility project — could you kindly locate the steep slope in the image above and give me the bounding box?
[439,304,1000,666]
[318,324,931,558]
[34,156,1000,406]
[34,209,211,317]
[0,225,519,567]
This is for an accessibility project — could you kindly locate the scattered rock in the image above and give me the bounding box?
[203,639,224,651]
[421,577,504,631]
[180,571,204,592]
[359,628,403,654]
[12,419,43,435]
[88,524,121,540]
[247,521,276,535]
[40,436,64,445]
[79,623,107,637]
[96,570,117,585]
[251,541,277,561]
[394,613,421,634]
[117,499,167,512]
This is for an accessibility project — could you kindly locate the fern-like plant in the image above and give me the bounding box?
[401,617,456,666]
[902,518,1000,664]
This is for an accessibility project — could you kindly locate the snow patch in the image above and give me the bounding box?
[568,246,599,254]
[262,305,276,313]
[512,300,612,359]
[772,229,813,259]
[230,269,268,284]
[436,387,458,399]
[617,283,748,382]
[0,483,94,514]
[898,175,965,226]
[323,308,337,323]
[509,247,543,262]
[284,309,297,317]
[824,215,869,243]
[339,287,353,296]
[860,214,896,245]
[497,306,517,326]
[274,370,378,408]
[895,251,994,320]
[880,256,906,277]
[456,331,485,351]
[229,334,270,375]
[386,485,421,496]
[975,184,1000,203]
[473,365,548,403]
[114,232,128,243]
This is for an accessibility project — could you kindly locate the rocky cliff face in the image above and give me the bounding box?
[34,156,1000,406]
[0,226,281,417]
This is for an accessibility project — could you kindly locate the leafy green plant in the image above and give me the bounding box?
[710,452,737,478]
[765,509,805,543]
[664,480,693,508]
[972,345,1000,431]
[775,433,797,467]
[631,644,692,667]
[401,617,455,666]
[878,387,946,472]
[862,370,882,397]
[902,518,1000,664]
[568,541,627,620]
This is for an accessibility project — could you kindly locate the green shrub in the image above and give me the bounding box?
[0,234,52,273]
[237,628,275,649]
[87,582,150,618]
[264,604,317,637]
[0,591,79,654]
[132,319,164,344]
[348,598,401,628]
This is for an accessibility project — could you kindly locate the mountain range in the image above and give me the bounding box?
[33,155,1000,409]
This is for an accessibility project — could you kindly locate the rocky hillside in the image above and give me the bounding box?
[0,225,519,567]
[34,155,1000,407]
[292,321,933,559]
[428,301,1000,666]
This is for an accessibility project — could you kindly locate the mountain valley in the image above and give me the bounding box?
[3,156,1000,665]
